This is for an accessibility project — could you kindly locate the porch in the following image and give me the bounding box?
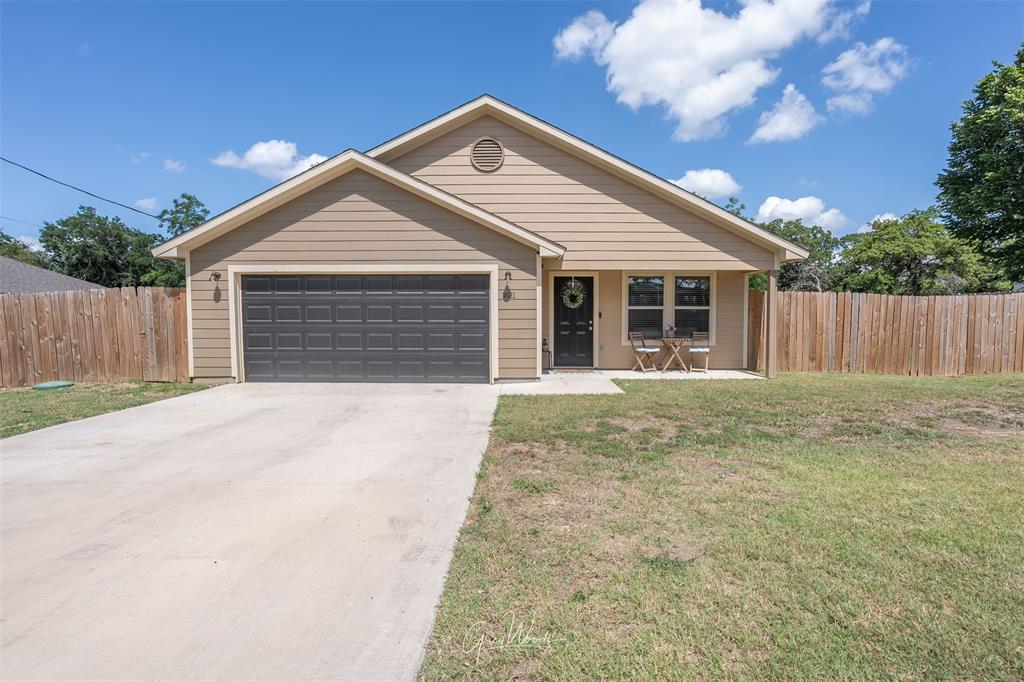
[539,269,780,377]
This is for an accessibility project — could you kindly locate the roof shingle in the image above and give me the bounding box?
[0,256,106,293]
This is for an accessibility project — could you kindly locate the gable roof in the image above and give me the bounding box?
[0,256,106,294]
[152,150,566,259]
[368,95,809,263]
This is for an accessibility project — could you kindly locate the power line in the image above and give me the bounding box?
[0,156,161,220]
[0,214,43,229]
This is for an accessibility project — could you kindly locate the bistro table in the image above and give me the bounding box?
[659,337,692,372]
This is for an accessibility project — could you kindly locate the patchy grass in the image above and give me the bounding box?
[0,381,206,438]
[419,373,1024,680]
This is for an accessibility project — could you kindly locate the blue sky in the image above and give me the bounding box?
[2,0,1022,247]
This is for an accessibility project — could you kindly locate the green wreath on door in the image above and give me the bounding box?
[560,279,587,310]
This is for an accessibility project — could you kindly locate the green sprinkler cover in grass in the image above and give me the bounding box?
[33,380,75,390]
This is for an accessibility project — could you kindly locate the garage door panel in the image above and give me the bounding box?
[244,276,272,293]
[397,305,424,322]
[305,275,332,292]
[247,359,274,379]
[337,332,362,350]
[367,305,393,322]
[458,332,488,351]
[458,304,487,323]
[242,274,490,382]
[397,333,424,350]
[275,305,302,322]
[246,331,274,351]
[305,304,332,322]
[427,305,455,322]
[337,305,362,321]
[306,360,334,379]
[245,304,272,322]
[307,333,333,351]
[428,332,456,351]
[366,333,393,350]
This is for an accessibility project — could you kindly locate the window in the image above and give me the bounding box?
[622,273,715,343]
[627,276,664,338]
[674,276,711,336]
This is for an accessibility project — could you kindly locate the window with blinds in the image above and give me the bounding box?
[674,276,711,336]
[627,276,664,339]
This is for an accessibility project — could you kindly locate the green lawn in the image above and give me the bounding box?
[419,373,1024,680]
[0,381,206,439]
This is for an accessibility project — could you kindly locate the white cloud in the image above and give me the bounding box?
[133,197,159,211]
[553,0,833,141]
[17,235,42,252]
[163,159,186,174]
[823,37,911,114]
[816,0,871,44]
[857,211,898,233]
[749,84,822,143]
[756,195,851,231]
[553,10,614,60]
[673,168,742,199]
[211,140,328,181]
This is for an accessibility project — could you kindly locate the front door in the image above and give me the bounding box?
[553,276,594,367]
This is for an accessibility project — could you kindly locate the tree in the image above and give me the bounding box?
[723,196,747,218]
[832,209,998,295]
[39,206,184,287]
[0,229,50,268]
[158,193,209,237]
[936,44,1024,282]
[760,218,841,291]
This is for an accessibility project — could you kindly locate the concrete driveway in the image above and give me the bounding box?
[1,382,499,681]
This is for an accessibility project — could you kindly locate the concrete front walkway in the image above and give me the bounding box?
[1,382,498,681]
[500,369,763,395]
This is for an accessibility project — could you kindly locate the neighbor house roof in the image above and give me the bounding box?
[152,150,566,259]
[368,95,809,263]
[0,256,106,294]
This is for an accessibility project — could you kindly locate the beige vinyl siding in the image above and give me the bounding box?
[541,270,748,369]
[189,169,538,380]
[388,116,776,271]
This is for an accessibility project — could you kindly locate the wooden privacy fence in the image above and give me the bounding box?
[0,287,188,387]
[748,291,1024,376]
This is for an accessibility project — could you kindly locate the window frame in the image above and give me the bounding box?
[673,275,714,340]
[621,271,716,345]
[624,274,666,341]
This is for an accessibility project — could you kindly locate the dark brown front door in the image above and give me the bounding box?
[553,276,594,367]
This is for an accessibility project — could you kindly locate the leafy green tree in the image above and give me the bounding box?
[833,209,999,295]
[39,206,184,287]
[158,193,209,237]
[936,44,1024,282]
[761,219,841,291]
[723,196,747,218]
[0,228,50,268]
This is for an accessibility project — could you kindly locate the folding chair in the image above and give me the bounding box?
[628,332,660,372]
[689,331,711,372]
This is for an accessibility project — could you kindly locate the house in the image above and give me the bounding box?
[153,96,806,383]
[0,256,106,294]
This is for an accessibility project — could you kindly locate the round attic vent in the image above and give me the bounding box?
[470,137,504,172]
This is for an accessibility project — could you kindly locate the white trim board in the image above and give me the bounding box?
[185,252,194,378]
[546,270,600,369]
[742,274,750,371]
[225,264,501,384]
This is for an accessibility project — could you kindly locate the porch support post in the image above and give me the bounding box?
[766,269,778,379]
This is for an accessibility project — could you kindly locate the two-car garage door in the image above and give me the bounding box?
[241,274,490,382]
